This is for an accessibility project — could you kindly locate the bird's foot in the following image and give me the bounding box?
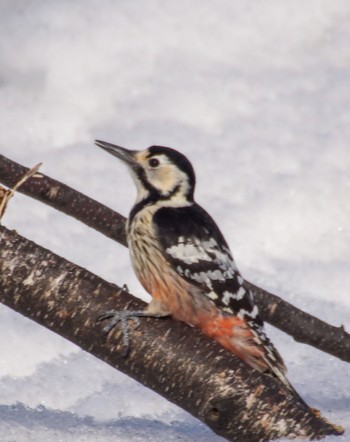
[98,308,144,333]
[97,302,148,356]
[97,284,170,356]
[98,308,147,355]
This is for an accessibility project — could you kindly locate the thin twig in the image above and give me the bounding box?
[0,162,42,220]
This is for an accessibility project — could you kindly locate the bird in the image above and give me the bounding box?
[95,139,302,397]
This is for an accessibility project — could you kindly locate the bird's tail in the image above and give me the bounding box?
[201,314,308,406]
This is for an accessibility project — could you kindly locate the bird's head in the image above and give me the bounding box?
[95,140,196,204]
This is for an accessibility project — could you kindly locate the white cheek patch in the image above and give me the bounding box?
[149,166,176,192]
[144,160,191,202]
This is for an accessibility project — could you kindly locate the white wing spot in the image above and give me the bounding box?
[238,305,259,319]
[222,290,234,305]
[208,269,225,281]
[222,286,246,305]
[235,286,246,300]
[208,291,219,300]
[166,243,212,264]
[190,269,226,285]
[168,238,240,292]
[176,265,184,274]
[166,238,237,271]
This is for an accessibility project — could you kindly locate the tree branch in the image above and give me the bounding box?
[0,225,343,441]
[249,283,350,363]
[0,153,349,363]
[0,154,127,245]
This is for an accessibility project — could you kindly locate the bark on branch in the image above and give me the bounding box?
[0,153,349,363]
[0,226,343,441]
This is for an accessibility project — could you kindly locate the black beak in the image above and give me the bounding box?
[95,140,137,167]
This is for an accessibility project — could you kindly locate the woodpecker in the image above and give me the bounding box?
[95,140,300,396]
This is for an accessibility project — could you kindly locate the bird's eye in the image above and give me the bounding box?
[148,158,160,168]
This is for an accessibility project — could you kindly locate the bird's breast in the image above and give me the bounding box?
[126,206,216,324]
[127,207,171,296]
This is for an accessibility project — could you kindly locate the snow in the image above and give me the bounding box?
[1,0,349,440]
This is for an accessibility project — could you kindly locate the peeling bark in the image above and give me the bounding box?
[0,153,349,363]
[0,226,343,441]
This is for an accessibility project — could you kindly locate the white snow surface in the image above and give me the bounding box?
[1,1,350,441]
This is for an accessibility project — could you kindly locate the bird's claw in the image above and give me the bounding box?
[98,309,141,333]
[97,307,145,356]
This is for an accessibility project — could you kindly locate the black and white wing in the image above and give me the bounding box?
[152,203,260,322]
[153,203,291,386]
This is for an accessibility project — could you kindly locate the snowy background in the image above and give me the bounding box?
[1,0,349,440]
